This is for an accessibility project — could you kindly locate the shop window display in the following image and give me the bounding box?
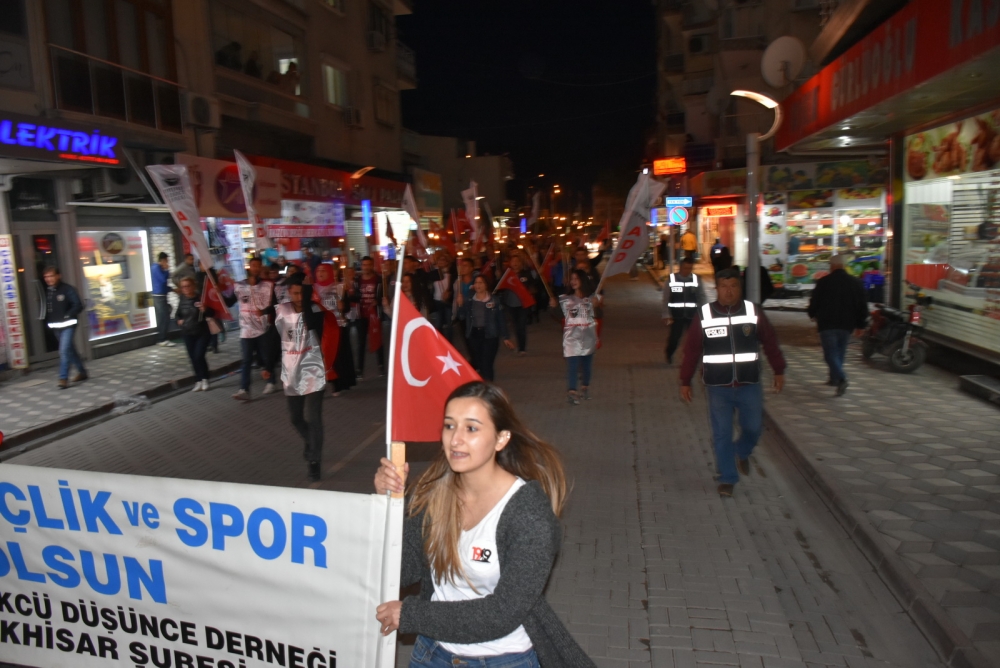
[903,108,1000,356]
[78,230,154,340]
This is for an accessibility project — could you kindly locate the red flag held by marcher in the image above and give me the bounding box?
[495,267,536,308]
[368,309,382,353]
[201,274,234,321]
[391,294,480,442]
[596,221,610,243]
[540,244,558,283]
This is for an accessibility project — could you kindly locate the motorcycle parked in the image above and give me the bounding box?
[862,283,933,373]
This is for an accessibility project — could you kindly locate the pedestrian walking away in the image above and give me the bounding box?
[500,254,535,355]
[807,254,869,396]
[43,266,87,389]
[151,251,175,346]
[679,267,786,497]
[373,381,595,668]
[710,239,732,275]
[662,256,706,364]
[679,227,698,260]
[175,277,213,392]
[551,269,601,405]
[458,275,514,381]
[225,257,276,401]
[275,273,327,482]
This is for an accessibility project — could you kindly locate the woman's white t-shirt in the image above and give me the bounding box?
[431,477,532,657]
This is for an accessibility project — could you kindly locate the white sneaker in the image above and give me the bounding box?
[263,382,277,395]
[191,382,203,392]
[232,389,250,401]
[200,380,210,391]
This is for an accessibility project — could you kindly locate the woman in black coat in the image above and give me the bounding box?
[175,277,214,392]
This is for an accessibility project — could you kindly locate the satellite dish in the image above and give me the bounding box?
[761,36,806,87]
[706,84,728,116]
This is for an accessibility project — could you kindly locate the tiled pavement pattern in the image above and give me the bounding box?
[765,313,1000,666]
[8,276,943,668]
[0,337,241,440]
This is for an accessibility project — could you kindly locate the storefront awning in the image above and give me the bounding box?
[776,0,1000,152]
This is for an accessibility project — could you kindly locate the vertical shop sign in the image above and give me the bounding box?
[0,235,27,369]
[234,150,272,252]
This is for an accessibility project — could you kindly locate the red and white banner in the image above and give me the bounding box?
[234,150,272,252]
[600,174,666,282]
[495,267,536,308]
[147,165,214,272]
[389,294,480,442]
[402,184,427,249]
[174,153,281,218]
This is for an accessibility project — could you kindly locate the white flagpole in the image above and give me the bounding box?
[384,239,407,457]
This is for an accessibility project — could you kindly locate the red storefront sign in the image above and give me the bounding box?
[777,0,1000,151]
[248,156,406,208]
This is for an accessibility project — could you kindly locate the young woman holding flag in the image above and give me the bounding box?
[373,381,595,668]
[550,269,601,405]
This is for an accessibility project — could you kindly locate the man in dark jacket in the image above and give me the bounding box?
[43,267,87,389]
[807,255,869,396]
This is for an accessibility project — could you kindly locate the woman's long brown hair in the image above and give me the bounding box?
[408,381,567,587]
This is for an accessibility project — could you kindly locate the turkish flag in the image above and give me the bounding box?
[201,274,234,321]
[391,294,481,442]
[596,221,610,243]
[539,244,558,283]
[495,268,536,308]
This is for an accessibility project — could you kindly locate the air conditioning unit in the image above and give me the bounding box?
[368,31,387,52]
[183,93,221,129]
[93,166,147,199]
[342,106,363,127]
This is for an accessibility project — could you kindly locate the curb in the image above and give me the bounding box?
[1,359,243,452]
[763,409,991,668]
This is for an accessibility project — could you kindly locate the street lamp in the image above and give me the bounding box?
[730,90,782,303]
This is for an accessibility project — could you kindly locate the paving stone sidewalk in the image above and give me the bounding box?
[6,276,944,668]
[765,311,1000,665]
[0,336,242,445]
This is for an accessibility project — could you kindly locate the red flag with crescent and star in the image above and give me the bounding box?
[391,293,480,442]
[495,267,537,308]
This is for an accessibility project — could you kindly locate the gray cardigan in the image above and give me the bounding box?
[398,480,595,668]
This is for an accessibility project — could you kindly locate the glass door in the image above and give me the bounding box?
[12,230,63,362]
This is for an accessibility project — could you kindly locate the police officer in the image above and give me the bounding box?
[678,267,786,497]
[662,256,706,364]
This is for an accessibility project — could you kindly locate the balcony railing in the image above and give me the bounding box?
[682,75,713,96]
[49,44,182,133]
[663,52,684,73]
[214,66,310,119]
[397,40,417,85]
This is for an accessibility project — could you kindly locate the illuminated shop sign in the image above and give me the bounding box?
[0,114,121,165]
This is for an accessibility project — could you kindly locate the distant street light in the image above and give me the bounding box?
[730,90,783,303]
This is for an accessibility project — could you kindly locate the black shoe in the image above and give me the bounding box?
[308,461,321,482]
[717,484,734,497]
[836,379,848,396]
[737,458,750,476]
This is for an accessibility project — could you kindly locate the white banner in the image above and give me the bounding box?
[401,184,426,248]
[146,165,214,273]
[174,154,282,219]
[461,181,479,242]
[234,150,272,252]
[0,464,399,668]
[601,174,667,280]
[0,234,27,369]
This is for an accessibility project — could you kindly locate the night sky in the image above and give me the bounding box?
[398,0,657,209]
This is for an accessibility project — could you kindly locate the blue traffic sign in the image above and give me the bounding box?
[665,197,693,207]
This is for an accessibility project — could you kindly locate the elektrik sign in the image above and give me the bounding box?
[0,112,120,166]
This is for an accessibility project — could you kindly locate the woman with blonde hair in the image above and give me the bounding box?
[374,381,593,668]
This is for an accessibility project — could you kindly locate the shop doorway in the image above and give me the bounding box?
[10,228,65,363]
[717,217,735,253]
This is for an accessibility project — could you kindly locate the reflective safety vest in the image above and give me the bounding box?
[699,300,760,386]
[667,272,699,318]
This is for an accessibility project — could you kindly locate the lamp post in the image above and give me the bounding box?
[730,90,782,304]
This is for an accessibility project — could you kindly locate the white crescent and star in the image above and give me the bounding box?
[401,318,465,387]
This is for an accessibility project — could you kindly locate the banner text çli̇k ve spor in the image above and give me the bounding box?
[0,464,391,668]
